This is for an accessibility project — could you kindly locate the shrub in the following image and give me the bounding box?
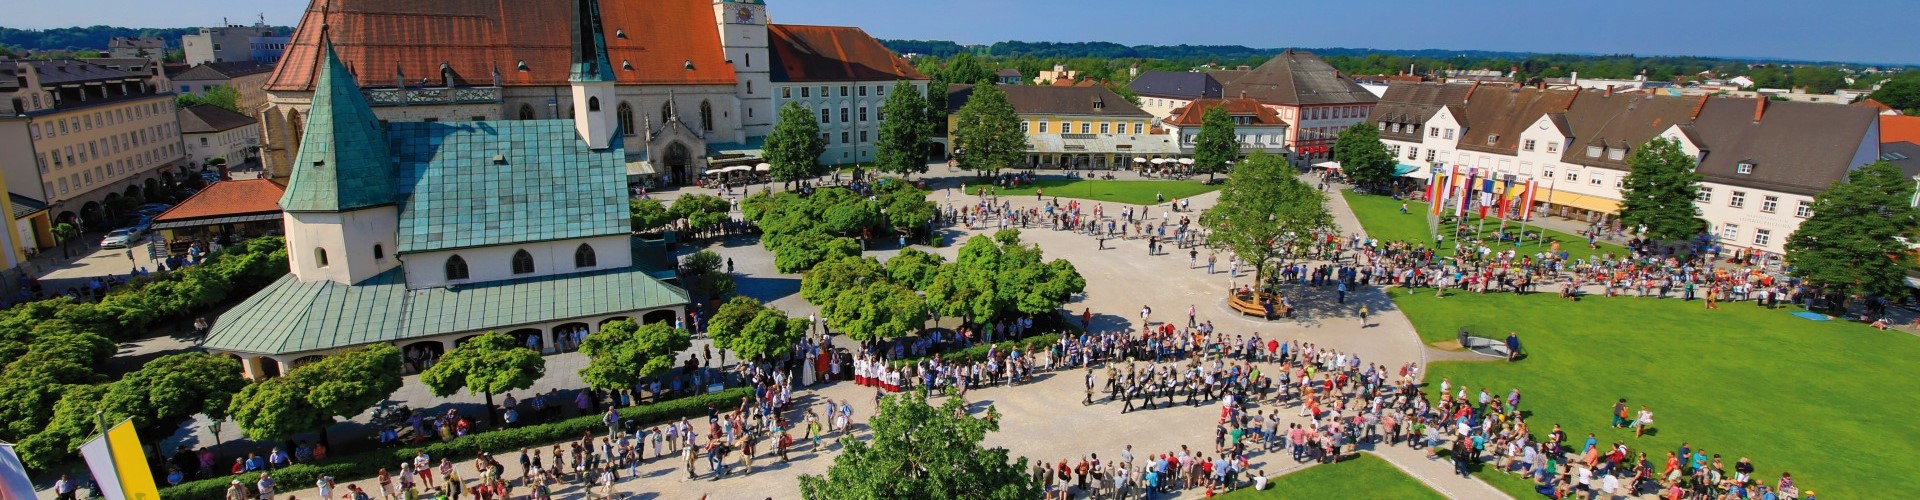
[159,388,750,500]
[888,333,1063,368]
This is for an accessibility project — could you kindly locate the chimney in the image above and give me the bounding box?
[1753,97,1767,122]
[1239,90,1246,100]
[1571,71,1579,85]
[1604,85,1613,98]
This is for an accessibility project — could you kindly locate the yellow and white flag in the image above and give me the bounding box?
[78,420,159,500]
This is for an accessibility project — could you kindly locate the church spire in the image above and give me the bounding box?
[570,0,614,83]
[281,35,396,212]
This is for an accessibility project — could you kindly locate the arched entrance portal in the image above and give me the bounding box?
[256,356,284,378]
[642,309,677,325]
[507,328,544,353]
[79,201,104,232]
[123,184,142,202]
[664,142,692,187]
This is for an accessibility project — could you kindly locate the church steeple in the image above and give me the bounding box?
[569,0,617,149]
[281,34,395,213]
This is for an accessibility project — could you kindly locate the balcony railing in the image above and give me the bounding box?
[364,87,502,107]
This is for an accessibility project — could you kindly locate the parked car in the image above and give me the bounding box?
[100,227,145,249]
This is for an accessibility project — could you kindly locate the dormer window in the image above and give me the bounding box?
[1093,98,1105,110]
[516,60,529,72]
[615,29,628,40]
[1607,147,1626,161]
[1736,161,1754,174]
[1486,134,1499,145]
[1586,146,1602,158]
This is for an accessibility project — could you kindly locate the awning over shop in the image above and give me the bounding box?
[150,213,283,230]
[1539,189,1620,213]
[1313,161,1341,170]
[1394,164,1426,179]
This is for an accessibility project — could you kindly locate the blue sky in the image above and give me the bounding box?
[12,0,1918,65]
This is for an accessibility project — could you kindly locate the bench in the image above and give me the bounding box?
[1228,291,1288,320]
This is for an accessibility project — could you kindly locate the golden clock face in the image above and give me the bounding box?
[735,6,757,24]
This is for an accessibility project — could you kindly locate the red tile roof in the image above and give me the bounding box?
[1882,114,1920,144]
[267,0,736,91]
[1165,98,1284,127]
[153,179,287,222]
[1856,98,1894,112]
[767,24,926,83]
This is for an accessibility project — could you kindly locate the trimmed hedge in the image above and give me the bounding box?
[888,333,1063,368]
[159,387,751,500]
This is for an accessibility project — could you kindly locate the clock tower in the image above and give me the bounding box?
[714,0,771,138]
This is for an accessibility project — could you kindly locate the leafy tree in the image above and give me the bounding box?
[16,384,108,470]
[875,80,932,177]
[669,194,733,237]
[922,231,1083,325]
[886,247,946,291]
[732,308,809,362]
[925,236,1005,325]
[940,53,992,85]
[578,320,691,391]
[800,256,886,305]
[1107,84,1142,107]
[0,373,69,443]
[680,250,735,300]
[774,234,861,273]
[1200,152,1333,283]
[420,332,545,427]
[1618,137,1707,242]
[176,85,242,113]
[880,184,938,238]
[1191,104,1239,182]
[228,344,403,444]
[52,222,77,258]
[766,101,826,189]
[1332,122,1396,191]
[952,84,1027,177]
[798,391,1036,500]
[629,198,672,233]
[100,353,246,453]
[925,79,950,135]
[705,296,767,354]
[823,281,928,343]
[1869,76,1920,114]
[1785,161,1920,303]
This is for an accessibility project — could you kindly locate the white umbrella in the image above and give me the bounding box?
[1133,157,1147,163]
[754,163,771,172]
[1179,158,1195,165]
[1151,158,1167,165]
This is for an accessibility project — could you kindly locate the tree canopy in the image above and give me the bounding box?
[629,198,672,233]
[101,352,246,444]
[1618,137,1707,242]
[1191,104,1239,181]
[1200,152,1334,283]
[1332,123,1396,191]
[1785,161,1920,300]
[823,281,928,343]
[680,250,735,300]
[875,80,932,177]
[800,256,887,305]
[952,84,1028,177]
[799,391,1036,500]
[579,320,691,390]
[766,101,826,188]
[669,194,734,236]
[176,85,241,114]
[228,343,403,442]
[886,247,947,291]
[924,230,1084,325]
[420,332,545,425]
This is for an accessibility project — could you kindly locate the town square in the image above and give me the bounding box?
[1,1,1918,499]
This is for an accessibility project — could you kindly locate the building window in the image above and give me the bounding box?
[1443,129,1454,140]
[1608,148,1626,161]
[1407,147,1419,160]
[858,86,867,97]
[1426,149,1437,162]
[1754,229,1772,247]
[700,101,714,132]
[839,86,849,97]
[446,255,469,280]
[1133,123,1143,134]
[314,248,329,268]
[1721,223,1739,241]
[1429,127,1440,138]
[512,250,535,274]
[1696,187,1712,202]
[1080,122,1090,134]
[1587,146,1602,158]
[1039,121,1048,133]
[1590,173,1604,186]
[1761,195,1778,213]
[858,106,868,122]
[618,102,635,136]
[819,108,830,124]
[800,87,810,98]
[1736,162,1754,174]
[877,85,885,95]
[518,104,535,120]
[781,87,791,99]
[1547,142,1560,153]
[1100,123,1110,134]
[840,108,848,122]
[587,97,600,112]
[841,132,850,144]
[1021,120,1029,133]
[860,130,868,143]
[1729,191,1746,208]
[575,244,597,268]
[1565,170,1578,181]
[1378,122,1387,131]
[1796,200,1812,218]
[1523,139,1536,152]
[373,244,385,260]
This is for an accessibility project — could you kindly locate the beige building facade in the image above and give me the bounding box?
[0,59,185,232]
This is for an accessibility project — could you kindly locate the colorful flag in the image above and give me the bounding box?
[1520,179,1540,220]
[0,443,35,500]
[80,419,159,500]
[1456,168,1476,218]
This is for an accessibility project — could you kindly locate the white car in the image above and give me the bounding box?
[100,227,145,249]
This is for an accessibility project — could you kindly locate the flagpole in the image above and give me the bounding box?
[94,411,117,498]
[1518,176,1534,252]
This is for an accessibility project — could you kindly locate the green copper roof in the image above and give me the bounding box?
[390,120,628,254]
[281,40,397,212]
[204,255,689,356]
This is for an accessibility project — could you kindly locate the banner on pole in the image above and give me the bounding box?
[80,419,159,500]
[0,443,36,500]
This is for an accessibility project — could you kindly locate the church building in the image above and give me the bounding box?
[203,5,690,380]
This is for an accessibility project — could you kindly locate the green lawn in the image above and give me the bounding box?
[1394,291,1920,498]
[1341,190,1628,263]
[983,178,1219,206]
[1221,453,1444,499]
